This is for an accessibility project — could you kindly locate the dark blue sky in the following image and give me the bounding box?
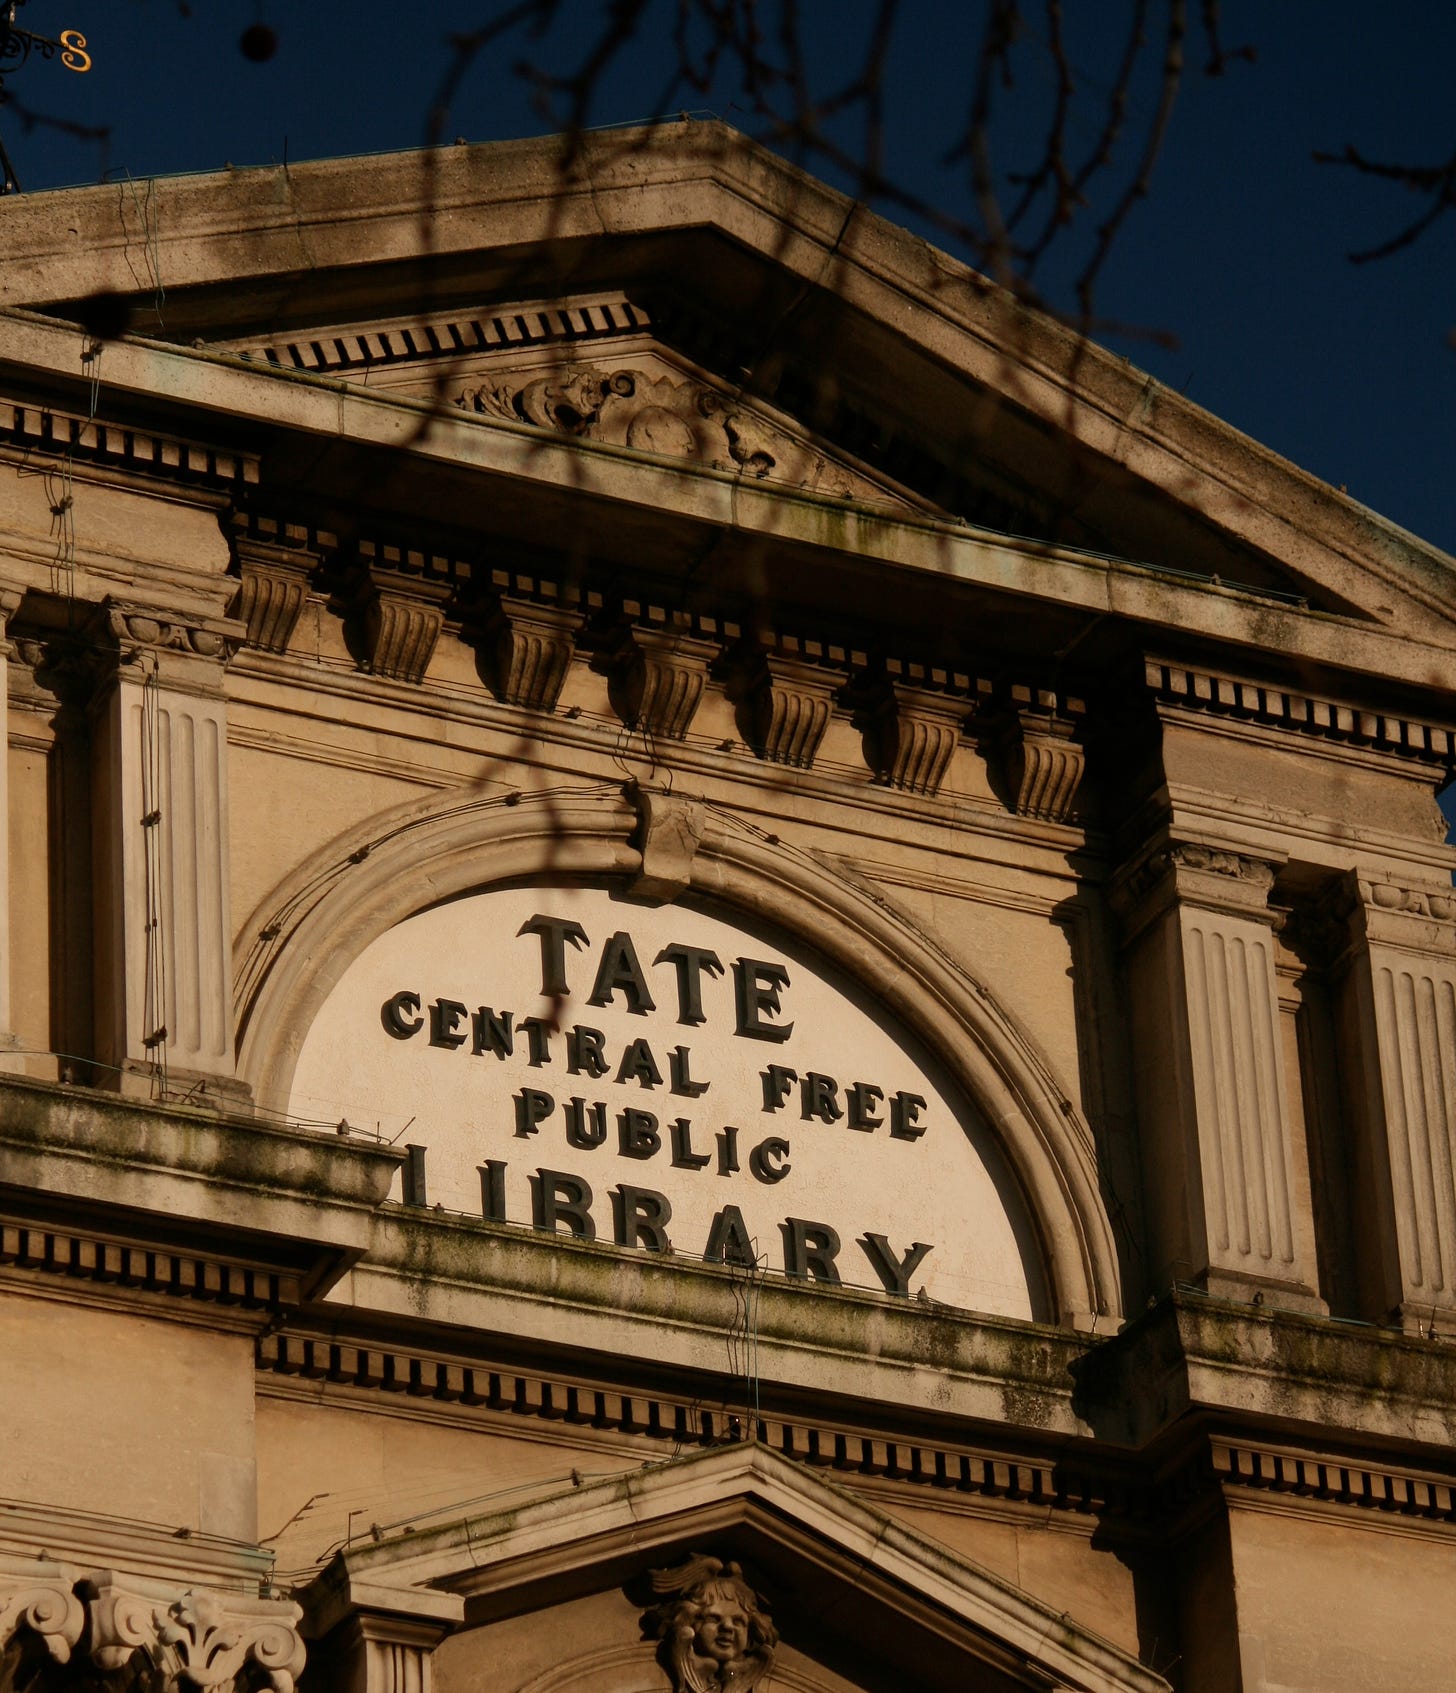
[4,2,1454,561]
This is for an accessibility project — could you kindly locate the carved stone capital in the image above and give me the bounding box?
[732,649,845,769]
[1332,868,1456,958]
[1112,838,1283,941]
[8,632,93,708]
[89,599,242,669]
[630,782,708,902]
[611,623,718,741]
[0,1556,84,1666]
[486,595,584,711]
[868,683,965,796]
[85,1576,305,1693]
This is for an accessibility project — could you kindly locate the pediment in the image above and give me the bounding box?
[303,1443,1167,1693]
[9,123,1454,649]
[206,295,938,516]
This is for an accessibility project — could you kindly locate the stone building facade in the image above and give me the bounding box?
[1,124,1454,1693]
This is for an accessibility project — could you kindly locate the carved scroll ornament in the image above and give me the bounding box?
[640,1556,777,1693]
[0,1559,85,1668]
[460,365,865,499]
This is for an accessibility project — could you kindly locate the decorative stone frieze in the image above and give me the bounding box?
[1114,834,1322,1309]
[610,619,718,741]
[640,1556,777,1693]
[867,674,967,796]
[460,363,884,501]
[485,595,584,711]
[730,641,847,769]
[0,1556,84,1667]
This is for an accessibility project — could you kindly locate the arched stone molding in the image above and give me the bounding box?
[234,783,1121,1327]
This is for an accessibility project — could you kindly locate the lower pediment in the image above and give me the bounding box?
[303,1444,1167,1693]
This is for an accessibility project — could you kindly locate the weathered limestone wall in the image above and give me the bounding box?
[1227,1506,1456,1691]
[0,1293,258,1539]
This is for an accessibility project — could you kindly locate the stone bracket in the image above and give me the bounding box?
[610,620,718,741]
[994,689,1086,824]
[350,546,455,685]
[731,645,846,769]
[486,594,585,711]
[867,680,966,796]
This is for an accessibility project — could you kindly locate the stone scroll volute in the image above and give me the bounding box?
[639,1556,777,1693]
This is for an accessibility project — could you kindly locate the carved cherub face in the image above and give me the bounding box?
[692,1595,750,1665]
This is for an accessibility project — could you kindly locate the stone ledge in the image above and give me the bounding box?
[335,1206,1089,1436]
[1071,1291,1456,1452]
[0,1075,403,1295]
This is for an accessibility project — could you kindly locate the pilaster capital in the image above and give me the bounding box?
[82,597,243,695]
[1112,836,1284,942]
[1331,868,1456,959]
[84,1575,305,1693]
[0,1554,84,1666]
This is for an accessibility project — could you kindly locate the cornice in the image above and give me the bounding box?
[4,126,1451,646]
[4,312,1452,692]
[1145,655,1455,770]
[0,1074,403,1299]
[256,1327,1127,1522]
[224,293,652,378]
[1072,1291,1456,1454]
[1,392,259,492]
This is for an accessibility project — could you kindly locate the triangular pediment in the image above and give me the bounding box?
[302,1443,1167,1693]
[6,123,1453,658]
[203,296,938,515]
